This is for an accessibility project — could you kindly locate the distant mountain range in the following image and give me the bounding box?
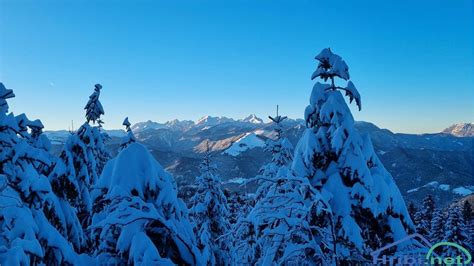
[131,114,266,132]
[45,116,474,207]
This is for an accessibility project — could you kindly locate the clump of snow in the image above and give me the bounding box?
[426,181,439,188]
[253,129,269,136]
[223,133,266,156]
[439,184,450,191]
[452,186,473,196]
[225,177,247,185]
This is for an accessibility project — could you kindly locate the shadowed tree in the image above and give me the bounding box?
[189,142,231,265]
[49,84,111,251]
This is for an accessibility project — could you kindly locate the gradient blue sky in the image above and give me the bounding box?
[1,0,472,132]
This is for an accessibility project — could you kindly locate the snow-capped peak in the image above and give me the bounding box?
[164,119,194,130]
[196,115,234,126]
[442,123,474,137]
[131,120,165,132]
[240,114,264,124]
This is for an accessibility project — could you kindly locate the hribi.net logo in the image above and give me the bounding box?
[370,233,472,265]
[426,242,472,265]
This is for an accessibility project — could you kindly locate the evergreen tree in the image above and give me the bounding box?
[414,195,436,237]
[119,117,136,151]
[225,189,254,225]
[91,142,200,265]
[443,206,468,258]
[20,114,86,254]
[291,48,415,258]
[178,184,198,207]
[85,84,104,124]
[461,200,472,223]
[189,143,231,265]
[232,167,334,265]
[250,105,294,202]
[468,219,474,254]
[85,84,111,175]
[407,201,418,224]
[461,200,473,253]
[429,209,444,243]
[0,83,80,265]
[49,84,111,249]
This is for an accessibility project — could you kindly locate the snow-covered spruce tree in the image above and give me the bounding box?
[178,184,198,207]
[249,106,294,202]
[414,194,436,237]
[460,200,473,252]
[291,48,415,259]
[91,142,200,265]
[0,83,81,265]
[468,219,474,254]
[85,83,105,125]
[49,84,111,239]
[15,112,86,256]
[407,201,418,224]
[461,200,472,223]
[119,117,136,151]
[443,205,468,257]
[232,167,334,265]
[84,84,110,175]
[189,143,231,265]
[225,189,254,225]
[429,209,444,243]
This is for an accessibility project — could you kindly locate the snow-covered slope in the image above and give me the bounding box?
[223,133,266,156]
[442,123,474,137]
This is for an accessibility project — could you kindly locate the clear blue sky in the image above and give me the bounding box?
[1,0,472,133]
